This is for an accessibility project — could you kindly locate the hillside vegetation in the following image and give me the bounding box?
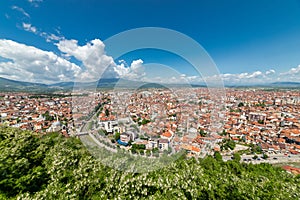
[0,126,299,199]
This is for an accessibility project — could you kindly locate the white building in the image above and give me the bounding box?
[99,120,119,133]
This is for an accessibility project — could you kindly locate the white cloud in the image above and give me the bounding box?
[278,65,300,82]
[3,35,294,85]
[22,23,37,33]
[114,59,145,80]
[46,33,64,42]
[247,71,263,78]
[56,39,114,80]
[57,39,147,81]
[28,0,43,2]
[28,0,43,7]
[266,69,275,75]
[21,22,64,43]
[0,37,147,83]
[281,65,300,75]
[5,14,10,19]
[11,6,30,18]
[0,39,81,83]
[203,69,278,85]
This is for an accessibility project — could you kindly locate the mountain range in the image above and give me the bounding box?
[0,77,300,93]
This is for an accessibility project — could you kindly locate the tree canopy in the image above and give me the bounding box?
[0,126,299,199]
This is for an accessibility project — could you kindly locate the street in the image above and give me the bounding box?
[223,153,300,164]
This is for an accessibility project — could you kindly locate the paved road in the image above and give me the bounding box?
[88,133,117,153]
[223,153,300,164]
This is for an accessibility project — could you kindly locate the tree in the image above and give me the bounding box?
[105,108,109,117]
[141,118,150,125]
[232,153,241,162]
[221,129,227,136]
[199,129,207,137]
[262,154,269,159]
[214,151,223,162]
[221,139,236,151]
[258,119,264,124]
[43,111,54,121]
[238,102,244,107]
[114,132,120,141]
[1,126,300,199]
[227,140,236,150]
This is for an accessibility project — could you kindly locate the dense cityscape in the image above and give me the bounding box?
[1,88,300,170]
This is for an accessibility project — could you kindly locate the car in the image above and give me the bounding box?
[273,157,278,160]
[257,158,261,161]
[243,158,247,161]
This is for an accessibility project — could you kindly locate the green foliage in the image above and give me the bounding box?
[199,129,207,137]
[1,126,300,199]
[213,151,223,162]
[42,111,54,121]
[114,132,120,141]
[105,108,109,117]
[232,153,241,162]
[131,144,146,150]
[221,139,236,151]
[137,118,150,126]
[255,102,266,107]
[250,143,263,154]
[220,130,227,136]
[258,119,264,124]
[141,118,150,125]
[238,102,244,107]
[263,153,269,159]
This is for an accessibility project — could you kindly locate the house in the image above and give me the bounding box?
[158,139,169,151]
[248,112,266,124]
[147,139,158,149]
[47,121,61,132]
[181,144,201,156]
[161,130,174,142]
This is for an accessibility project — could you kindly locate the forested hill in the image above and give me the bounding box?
[0,126,299,199]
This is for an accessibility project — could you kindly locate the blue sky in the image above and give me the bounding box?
[0,0,300,84]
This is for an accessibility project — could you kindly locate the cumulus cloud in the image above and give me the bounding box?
[56,39,115,81]
[203,69,278,85]
[0,37,146,83]
[114,59,145,80]
[266,69,276,75]
[0,39,81,83]
[22,23,37,33]
[56,39,146,81]
[278,65,300,82]
[5,35,291,85]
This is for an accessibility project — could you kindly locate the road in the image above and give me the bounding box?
[223,153,300,164]
[88,132,117,153]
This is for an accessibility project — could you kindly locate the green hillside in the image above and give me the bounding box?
[0,126,299,199]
